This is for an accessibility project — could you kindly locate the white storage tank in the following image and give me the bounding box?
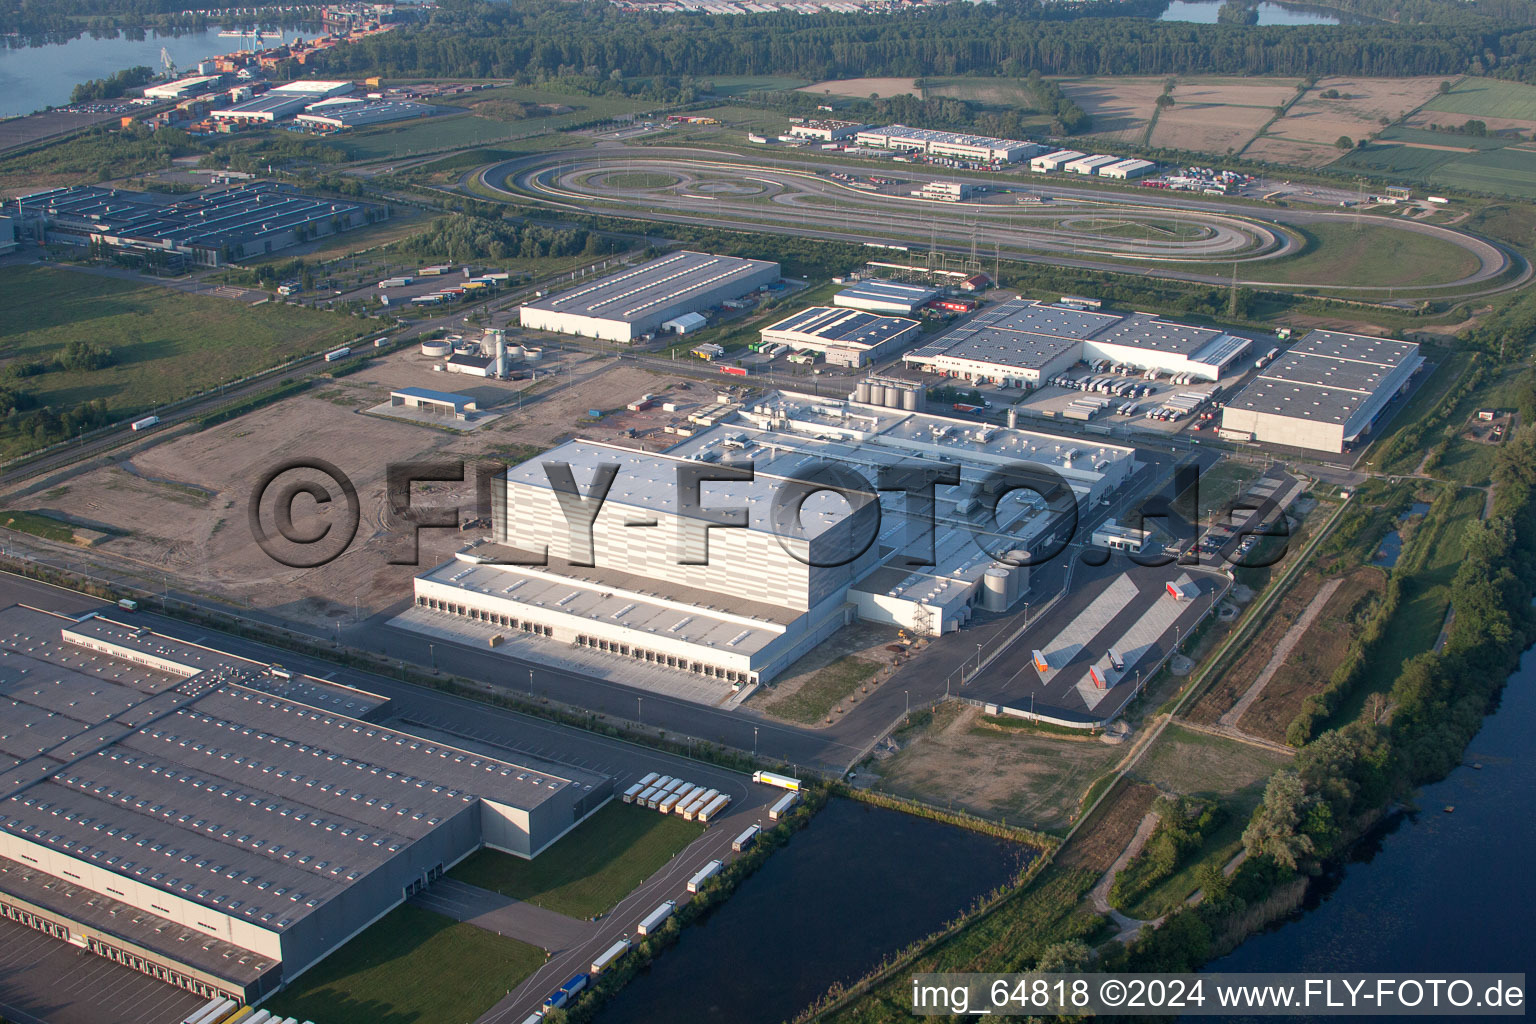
[982,566,1011,612]
[523,346,542,362]
[421,339,451,357]
[901,387,918,411]
[855,381,872,403]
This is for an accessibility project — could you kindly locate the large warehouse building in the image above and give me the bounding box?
[833,279,940,315]
[11,182,383,267]
[0,606,609,1007]
[413,392,1137,692]
[853,125,1044,163]
[759,306,922,367]
[903,298,1251,387]
[519,251,780,343]
[1220,330,1423,452]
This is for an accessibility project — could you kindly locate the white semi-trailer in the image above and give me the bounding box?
[752,770,802,791]
[769,792,799,820]
[687,859,724,893]
[732,824,761,852]
[698,794,731,822]
[590,938,632,974]
[636,900,675,936]
[622,782,645,803]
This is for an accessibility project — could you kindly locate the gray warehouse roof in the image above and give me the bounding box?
[522,251,779,326]
[0,607,604,937]
[1225,330,1421,426]
[762,306,921,350]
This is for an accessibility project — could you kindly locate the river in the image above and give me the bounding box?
[1157,0,1371,24]
[1212,646,1536,982]
[0,27,305,118]
[596,798,1031,1024]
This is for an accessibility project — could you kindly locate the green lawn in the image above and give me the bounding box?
[337,115,558,161]
[1130,724,1292,800]
[1429,147,1536,201]
[1249,222,1480,288]
[760,655,882,724]
[1,510,78,543]
[0,265,358,448]
[707,75,813,97]
[263,904,545,1024]
[449,801,703,919]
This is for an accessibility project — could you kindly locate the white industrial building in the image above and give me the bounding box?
[296,100,432,131]
[413,393,1137,688]
[1064,154,1120,175]
[1098,158,1157,179]
[1030,149,1085,172]
[144,75,221,100]
[759,306,922,367]
[853,125,1043,163]
[913,181,972,202]
[519,251,780,343]
[788,119,869,141]
[833,280,940,315]
[903,298,1251,387]
[391,387,477,420]
[1220,330,1423,452]
[0,607,609,1007]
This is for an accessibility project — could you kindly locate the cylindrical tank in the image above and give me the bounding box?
[494,336,507,378]
[882,385,900,407]
[523,347,542,362]
[982,567,1011,613]
[420,339,452,357]
[901,388,918,411]
[1007,407,1018,429]
[855,381,872,404]
[506,344,525,360]
[1005,549,1030,603]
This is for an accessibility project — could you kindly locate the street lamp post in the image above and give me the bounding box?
[753,725,759,755]
[637,696,643,724]
[428,642,436,671]
[528,667,534,697]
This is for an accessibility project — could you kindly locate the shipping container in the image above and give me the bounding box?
[636,900,675,936]
[752,771,802,791]
[590,938,631,974]
[687,859,724,893]
[130,415,160,432]
[732,824,761,852]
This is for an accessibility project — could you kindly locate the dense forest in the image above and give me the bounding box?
[1,0,307,42]
[308,0,1536,84]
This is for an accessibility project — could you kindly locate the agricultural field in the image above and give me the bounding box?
[1058,76,1167,145]
[439,83,659,129]
[1331,125,1536,199]
[337,114,563,161]
[798,77,921,100]
[1151,81,1288,155]
[448,801,702,918]
[1417,77,1536,125]
[264,904,545,1024]
[708,75,813,96]
[1253,76,1446,166]
[0,264,357,417]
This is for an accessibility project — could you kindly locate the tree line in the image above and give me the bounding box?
[309,0,1536,84]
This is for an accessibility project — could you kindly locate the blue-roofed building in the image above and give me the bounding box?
[759,306,923,367]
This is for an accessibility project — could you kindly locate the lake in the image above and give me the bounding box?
[1211,645,1536,980]
[0,27,303,118]
[1157,0,1366,24]
[596,798,1031,1024]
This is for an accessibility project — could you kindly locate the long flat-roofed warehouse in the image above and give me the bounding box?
[411,392,1136,693]
[0,605,609,1008]
[902,297,1250,387]
[1219,329,1423,452]
[833,279,940,315]
[852,125,1045,163]
[518,251,780,343]
[759,306,922,367]
[11,182,383,267]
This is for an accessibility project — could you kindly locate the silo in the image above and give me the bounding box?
[982,567,1011,612]
[883,385,901,408]
[1007,407,1018,429]
[506,344,525,360]
[901,387,918,411]
[523,347,542,362]
[494,336,507,378]
[1005,549,1031,603]
[855,381,873,404]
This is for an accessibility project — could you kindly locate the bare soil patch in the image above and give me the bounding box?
[1240,136,1341,168]
[1057,76,1166,140]
[1057,781,1160,874]
[1151,94,1272,155]
[870,704,1122,832]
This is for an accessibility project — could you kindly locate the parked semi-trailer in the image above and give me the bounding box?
[752,770,802,792]
[687,859,724,893]
[668,783,697,807]
[244,1011,272,1024]
[323,346,351,362]
[543,973,589,1011]
[697,793,731,822]
[636,786,661,807]
[636,771,659,788]
[657,790,685,815]
[637,900,675,936]
[768,792,799,820]
[680,788,717,819]
[622,782,645,803]
[130,415,160,432]
[590,938,632,974]
[183,998,235,1024]
[733,824,761,852]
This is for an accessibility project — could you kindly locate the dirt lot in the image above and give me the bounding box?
[12,352,692,629]
[1056,780,1159,874]
[798,78,919,99]
[1240,136,1345,168]
[752,621,905,725]
[869,704,1124,832]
